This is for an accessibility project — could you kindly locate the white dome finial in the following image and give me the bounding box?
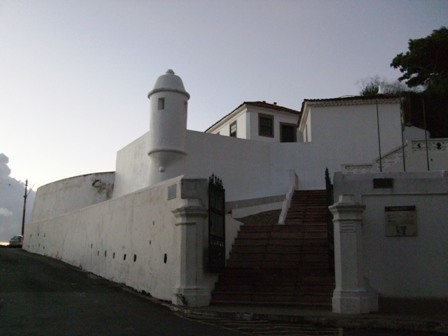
[148,69,189,99]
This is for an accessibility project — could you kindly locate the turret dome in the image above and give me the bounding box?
[147,69,190,99]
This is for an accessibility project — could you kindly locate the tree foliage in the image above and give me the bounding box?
[391,27,448,138]
[358,76,410,97]
[391,27,448,92]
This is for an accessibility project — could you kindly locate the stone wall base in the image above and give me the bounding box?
[172,286,210,307]
[333,289,378,314]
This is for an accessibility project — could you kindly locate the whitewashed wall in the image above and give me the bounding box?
[333,171,448,299]
[309,102,403,164]
[402,139,448,172]
[31,172,114,223]
[24,177,225,306]
[113,117,415,200]
[210,110,248,138]
[114,133,150,197]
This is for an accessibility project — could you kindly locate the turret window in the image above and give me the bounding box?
[158,98,165,110]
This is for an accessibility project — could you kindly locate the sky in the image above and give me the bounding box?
[0,1,447,192]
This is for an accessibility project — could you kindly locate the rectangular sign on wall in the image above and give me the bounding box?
[385,206,417,237]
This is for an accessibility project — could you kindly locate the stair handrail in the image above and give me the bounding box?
[278,172,298,225]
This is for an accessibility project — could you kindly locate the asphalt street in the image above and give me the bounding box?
[0,248,242,336]
[1,248,443,336]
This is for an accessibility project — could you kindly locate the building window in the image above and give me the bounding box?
[259,114,274,137]
[229,121,237,137]
[158,98,165,110]
[280,123,296,143]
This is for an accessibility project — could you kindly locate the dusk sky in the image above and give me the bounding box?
[1,0,447,190]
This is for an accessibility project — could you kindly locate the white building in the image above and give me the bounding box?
[205,101,300,142]
[25,70,448,312]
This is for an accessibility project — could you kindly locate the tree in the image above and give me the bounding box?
[391,27,448,92]
[358,76,410,97]
[391,27,448,138]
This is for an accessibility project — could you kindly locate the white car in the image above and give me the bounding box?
[9,235,23,248]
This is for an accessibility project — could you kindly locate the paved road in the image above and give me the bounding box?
[0,248,242,336]
[1,248,442,336]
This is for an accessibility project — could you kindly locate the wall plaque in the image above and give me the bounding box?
[374,178,393,188]
[385,206,417,237]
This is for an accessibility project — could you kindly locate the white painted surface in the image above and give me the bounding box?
[113,123,419,200]
[148,70,190,185]
[207,107,247,138]
[333,171,448,299]
[301,99,404,163]
[207,103,299,142]
[30,172,114,223]
[25,177,218,306]
[114,95,418,200]
[330,195,377,314]
[26,70,448,310]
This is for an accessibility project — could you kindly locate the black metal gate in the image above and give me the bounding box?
[208,174,225,272]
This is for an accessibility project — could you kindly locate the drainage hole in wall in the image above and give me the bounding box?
[149,240,151,245]
[123,254,127,261]
[97,251,100,256]
[113,252,115,259]
[133,254,137,262]
[153,221,155,226]
[91,243,93,249]
[104,250,107,257]
[38,244,40,247]
[164,253,167,264]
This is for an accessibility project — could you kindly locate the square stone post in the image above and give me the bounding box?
[172,198,209,307]
[329,194,378,314]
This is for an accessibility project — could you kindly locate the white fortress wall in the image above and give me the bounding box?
[25,176,219,305]
[333,171,448,299]
[183,131,284,200]
[113,121,414,203]
[113,132,150,198]
[31,172,115,223]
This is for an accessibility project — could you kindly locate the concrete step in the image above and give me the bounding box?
[211,291,332,306]
[231,243,329,254]
[228,251,330,262]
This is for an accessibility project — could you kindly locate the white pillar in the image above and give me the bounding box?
[171,198,209,307]
[329,194,378,314]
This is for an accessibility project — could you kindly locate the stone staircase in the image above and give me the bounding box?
[211,190,334,307]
